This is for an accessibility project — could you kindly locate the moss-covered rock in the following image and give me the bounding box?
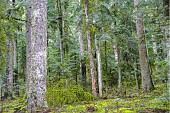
[46,79,94,107]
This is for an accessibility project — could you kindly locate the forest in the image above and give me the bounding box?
[0,0,169,113]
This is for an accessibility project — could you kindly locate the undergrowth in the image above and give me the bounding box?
[0,83,169,113]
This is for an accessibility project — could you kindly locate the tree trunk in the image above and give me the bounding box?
[163,0,170,102]
[26,0,48,112]
[104,41,108,76]
[133,56,140,90]
[57,0,64,63]
[26,0,32,110]
[4,0,14,99]
[13,38,17,69]
[113,44,122,94]
[78,0,86,87]
[13,35,19,96]
[56,0,63,78]
[95,34,103,97]
[85,0,97,96]
[78,18,86,88]
[15,26,21,96]
[167,33,170,103]
[134,0,154,92]
[6,37,13,98]
[152,40,158,72]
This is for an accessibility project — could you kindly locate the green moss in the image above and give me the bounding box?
[67,105,86,112]
[0,95,26,113]
[46,79,94,107]
[113,108,135,113]
[1,83,168,113]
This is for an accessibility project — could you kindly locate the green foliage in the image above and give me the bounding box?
[0,95,26,113]
[46,79,94,107]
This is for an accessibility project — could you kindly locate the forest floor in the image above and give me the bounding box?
[0,83,169,113]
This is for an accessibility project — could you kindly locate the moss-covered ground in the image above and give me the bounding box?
[0,84,169,113]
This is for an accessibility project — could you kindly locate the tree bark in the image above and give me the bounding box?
[4,0,14,99]
[6,37,13,98]
[78,18,86,88]
[26,0,48,112]
[167,32,170,104]
[26,0,32,110]
[152,40,158,71]
[134,0,154,92]
[13,38,17,69]
[95,34,103,97]
[85,0,97,96]
[114,44,122,94]
[104,41,108,76]
[56,0,64,78]
[13,35,19,96]
[57,0,64,63]
[163,0,170,102]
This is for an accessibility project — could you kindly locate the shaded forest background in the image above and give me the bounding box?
[0,0,169,112]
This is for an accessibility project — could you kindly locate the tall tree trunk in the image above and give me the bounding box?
[56,0,63,78]
[26,0,48,112]
[78,18,86,88]
[57,0,64,63]
[152,40,158,72]
[26,0,32,109]
[113,44,122,94]
[20,26,26,83]
[163,0,169,102]
[11,0,19,98]
[167,32,170,105]
[95,34,103,97]
[6,37,13,98]
[0,29,7,100]
[104,41,108,76]
[4,0,14,99]
[134,0,154,92]
[13,36,19,96]
[85,0,97,96]
[111,24,122,93]
[13,38,17,69]
[15,26,21,96]
[118,50,122,94]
